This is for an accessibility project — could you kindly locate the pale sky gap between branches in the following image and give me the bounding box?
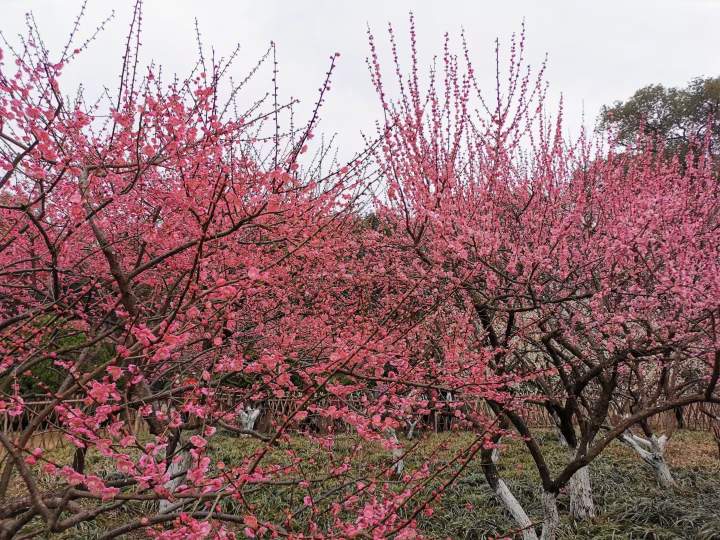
[4,0,720,159]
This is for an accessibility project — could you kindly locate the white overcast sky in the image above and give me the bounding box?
[3,0,720,158]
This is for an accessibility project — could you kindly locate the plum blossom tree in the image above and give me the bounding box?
[0,5,511,538]
[367,17,720,539]
[1,5,719,539]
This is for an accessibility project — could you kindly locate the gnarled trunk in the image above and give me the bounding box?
[239,406,261,432]
[406,418,419,440]
[480,435,562,540]
[159,447,192,513]
[482,444,538,540]
[495,480,538,540]
[386,427,405,477]
[553,418,595,520]
[567,464,594,520]
[620,432,675,488]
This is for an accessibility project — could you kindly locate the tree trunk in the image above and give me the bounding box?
[674,406,685,429]
[406,419,419,440]
[72,447,86,475]
[481,444,538,540]
[386,427,405,477]
[444,391,454,432]
[567,464,594,520]
[647,434,675,488]
[539,491,560,540]
[159,448,192,513]
[554,423,595,520]
[495,480,538,540]
[239,406,261,431]
[620,432,675,488]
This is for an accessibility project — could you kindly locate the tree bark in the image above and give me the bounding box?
[554,424,596,520]
[72,447,86,475]
[406,419,419,440]
[386,427,405,477]
[159,448,192,514]
[496,480,538,540]
[567,463,595,520]
[620,432,675,488]
[481,445,538,540]
[674,406,685,429]
[540,491,560,540]
[238,406,261,431]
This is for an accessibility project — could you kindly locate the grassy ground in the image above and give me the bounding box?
[9,430,720,539]
[412,430,720,539]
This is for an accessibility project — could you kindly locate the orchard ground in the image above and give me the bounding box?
[10,430,720,539]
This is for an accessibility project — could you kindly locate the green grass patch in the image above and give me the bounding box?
[11,430,720,538]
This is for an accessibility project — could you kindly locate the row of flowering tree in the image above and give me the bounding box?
[1,5,719,539]
[367,17,720,539]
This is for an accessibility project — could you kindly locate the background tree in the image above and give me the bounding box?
[599,76,720,163]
